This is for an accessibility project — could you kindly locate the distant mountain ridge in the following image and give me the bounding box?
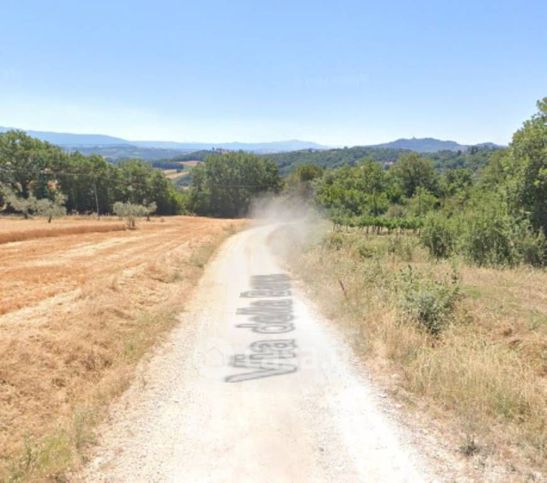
[0,127,128,146]
[0,127,326,154]
[369,137,501,153]
[0,127,501,159]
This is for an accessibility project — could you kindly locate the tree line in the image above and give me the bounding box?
[285,98,546,267]
[0,130,185,217]
[1,96,544,267]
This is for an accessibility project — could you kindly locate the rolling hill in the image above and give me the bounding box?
[370,137,497,152]
[0,127,326,157]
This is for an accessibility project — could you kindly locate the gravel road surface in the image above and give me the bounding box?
[81,223,436,482]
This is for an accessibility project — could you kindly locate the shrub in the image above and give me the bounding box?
[356,240,376,259]
[514,224,546,267]
[35,193,67,223]
[420,212,457,259]
[1,185,38,219]
[1,185,66,222]
[113,201,148,229]
[398,267,460,335]
[387,236,416,261]
[322,232,346,250]
[460,205,517,267]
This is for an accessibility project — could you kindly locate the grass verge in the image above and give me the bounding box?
[274,225,546,479]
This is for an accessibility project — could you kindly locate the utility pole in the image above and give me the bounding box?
[93,180,100,219]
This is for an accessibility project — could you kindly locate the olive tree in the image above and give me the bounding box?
[35,193,67,223]
[113,201,149,229]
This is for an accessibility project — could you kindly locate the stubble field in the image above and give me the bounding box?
[0,215,243,480]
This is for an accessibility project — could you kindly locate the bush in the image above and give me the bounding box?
[460,206,518,267]
[356,240,376,259]
[113,201,148,229]
[1,185,66,222]
[398,267,460,335]
[387,236,416,261]
[35,193,67,223]
[514,224,546,267]
[322,232,346,250]
[420,212,457,259]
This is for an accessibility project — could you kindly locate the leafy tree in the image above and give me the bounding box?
[358,159,390,216]
[190,152,281,217]
[284,163,324,199]
[502,98,547,235]
[315,166,368,216]
[389,152,438,198]
[113,201,149,229]
[0,130,188,217]
[407,187,438,217]
[1,184,66,221]
[420,212,457,259]
[440,168,473,197]
[0,185,38,218]
[0,130,60,198]
[315,159,391,217]
[35,192,67,223]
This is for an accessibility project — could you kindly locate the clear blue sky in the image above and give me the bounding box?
[0,0,545,146]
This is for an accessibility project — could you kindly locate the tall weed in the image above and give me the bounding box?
[397,266,461,335]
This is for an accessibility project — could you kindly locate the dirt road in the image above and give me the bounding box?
[82,223,436,482]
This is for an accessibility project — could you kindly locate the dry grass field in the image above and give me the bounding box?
[162,169,188,180]
[274,226,547,479]
[160,161,199,182]
[0,215,244,480]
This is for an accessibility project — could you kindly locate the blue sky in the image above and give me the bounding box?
[0,0,545,146]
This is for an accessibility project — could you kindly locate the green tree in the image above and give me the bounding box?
[407,187,438,217]
[0,130,61,198]
[284,163,324,199]
[36,192,67,223]
[390,152,438,198]
[315,160,390,217]
[502,98,547,235]
[113,201,149,229]
[0,185,38,218]
[358,159,389,216]
[190,152,281,217]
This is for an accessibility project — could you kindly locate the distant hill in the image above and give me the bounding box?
[0,127,501,163]
[0,127,327,157]
[67,145,195,162]
[264,142,504,174]
[131,139,327,153]
[0,127,128,146]
[370,138,467,153]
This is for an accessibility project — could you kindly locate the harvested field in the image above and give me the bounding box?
[179,160,200,167]
[0,215,244,480]
[162,169,187,180]
[0,217,126,245]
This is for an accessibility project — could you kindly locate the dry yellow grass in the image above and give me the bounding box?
[275,227,546,479]
[179,160,200,167]
[0,217,127,245]
[0,215,245,481]
[162,169,190,181]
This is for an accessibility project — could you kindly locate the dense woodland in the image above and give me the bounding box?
[188,152,281,217]
[0,131,185,216]
[1,99,545,267]
[167,143,500,174]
